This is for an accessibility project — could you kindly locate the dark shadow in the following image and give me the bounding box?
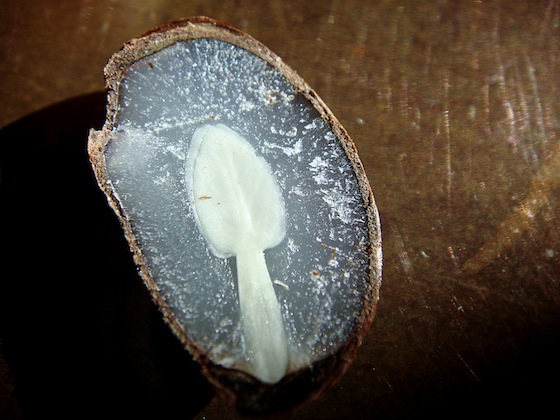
[0,93,214,419]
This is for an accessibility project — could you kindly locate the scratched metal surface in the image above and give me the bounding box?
[1,1,559,419]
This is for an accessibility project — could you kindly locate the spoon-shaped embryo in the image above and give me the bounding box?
[187,123,289,383]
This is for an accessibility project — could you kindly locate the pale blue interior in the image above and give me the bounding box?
[105,39,370,374]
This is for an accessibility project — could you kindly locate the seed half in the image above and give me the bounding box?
[88,16,382,416]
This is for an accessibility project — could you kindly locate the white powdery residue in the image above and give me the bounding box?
[252,79,295,107]
[322,188,357,224]
[312,172,329,185]
[310,271,330,290]
[112,125,161,169]
[304,119,318,130]
[286,237,299,253]
[287,138,303,155]
[326,144,344,161]
[153,171,170,186]
[264,138,303,156]
[328,258,339,268]
[358,235,369,249]
[309,156,330,185]
[166,143,185,160]
[324,131,336,141]
[290,185,305,197]
[219,315,232,328]
[147,117,194,134]
[304,122,314,130]
[309,156,329,170]
[256,84,277,105]
[269,125,288,136]
[237,93,256,112]
[279,91,295,104]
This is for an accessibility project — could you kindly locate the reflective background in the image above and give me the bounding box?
[1,1,559,418]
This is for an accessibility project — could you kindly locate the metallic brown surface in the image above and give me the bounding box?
[1,1,559,418]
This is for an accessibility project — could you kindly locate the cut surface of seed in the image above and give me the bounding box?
[88,16,382,415]
[99,38,375,377]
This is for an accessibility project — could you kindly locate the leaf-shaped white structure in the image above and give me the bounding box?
[187,123,288,383]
